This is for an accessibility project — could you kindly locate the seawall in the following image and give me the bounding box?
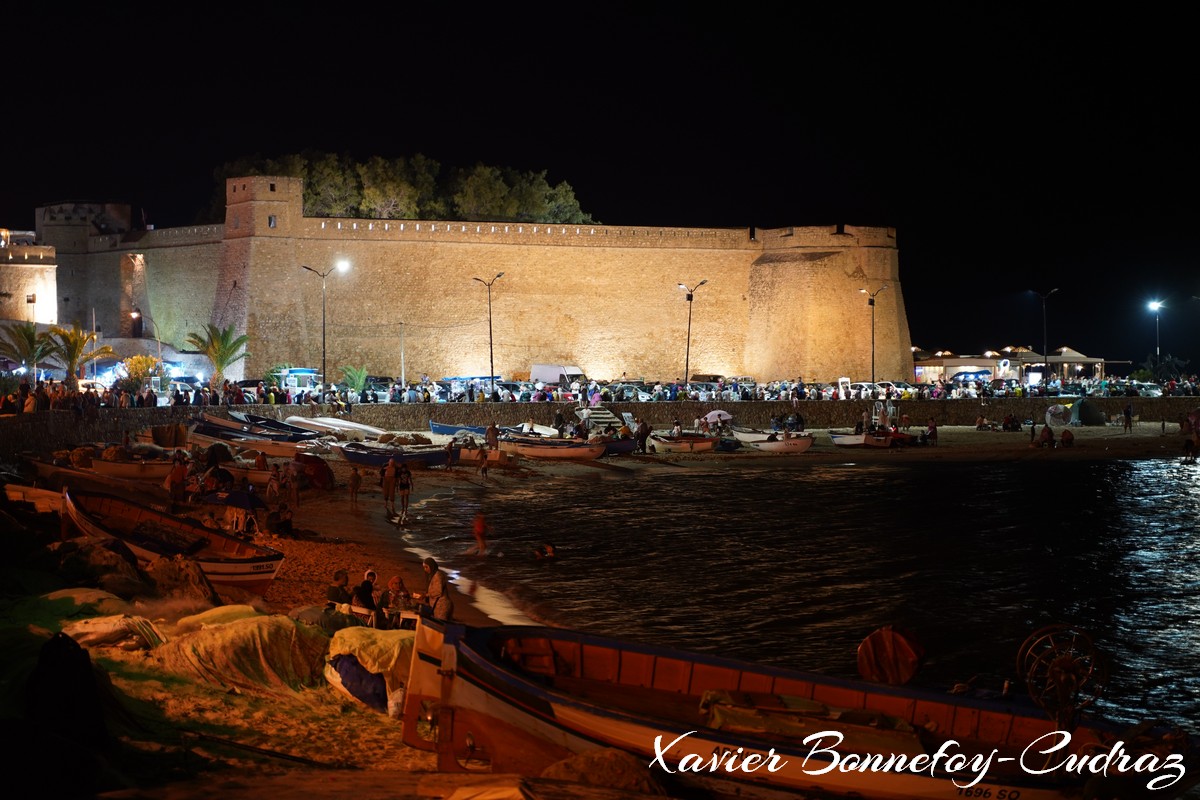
[1,397,1191,459]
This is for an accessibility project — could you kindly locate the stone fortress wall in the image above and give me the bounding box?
[27,176,915,385]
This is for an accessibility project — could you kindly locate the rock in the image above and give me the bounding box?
[541,748,668,795]
[48,538,149,597]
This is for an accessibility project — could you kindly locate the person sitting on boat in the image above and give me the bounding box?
[1060,428,1075,448]
[671,420,683,437]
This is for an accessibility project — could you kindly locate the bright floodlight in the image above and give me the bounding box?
[1148,300,1163,311]
[337,259,350,273]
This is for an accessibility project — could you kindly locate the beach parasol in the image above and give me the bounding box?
[703,410,733,424]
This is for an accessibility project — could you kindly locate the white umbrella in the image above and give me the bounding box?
[704,410,732,424]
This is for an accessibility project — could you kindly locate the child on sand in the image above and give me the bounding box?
[348,465,362,504]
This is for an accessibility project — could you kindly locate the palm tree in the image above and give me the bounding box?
[0,321,56,379]
[47,324,117,391]
[186,323,250,390]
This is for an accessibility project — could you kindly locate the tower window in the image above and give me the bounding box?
[268,215,277,228]
[269,183,276,192]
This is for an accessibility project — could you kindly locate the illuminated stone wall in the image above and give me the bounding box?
[27,176,915,384]
[221,177,913,384]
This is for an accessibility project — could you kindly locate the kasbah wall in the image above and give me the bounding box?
[30,176,914,385]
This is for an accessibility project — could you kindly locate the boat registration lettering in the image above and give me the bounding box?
[251,563,274,572]
[955,789,1019,799]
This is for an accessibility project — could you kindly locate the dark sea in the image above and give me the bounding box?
[396,457,1200,737]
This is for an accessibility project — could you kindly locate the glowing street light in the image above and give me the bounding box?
[473,272,504,400]
[1148,300,1163,359]
[678,280,707,391]
[859,285,888,384]
[302,260,350,398]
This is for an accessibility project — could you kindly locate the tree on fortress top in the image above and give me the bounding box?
[203,152,596,225]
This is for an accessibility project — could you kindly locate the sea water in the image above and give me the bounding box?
[398,457,1200,732]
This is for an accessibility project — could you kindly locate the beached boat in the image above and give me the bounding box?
[744,433,815,453]
[227,411,323,441]
[649,432,718,453]
[829,430,868,447]
[87,457,176,481]
[188,422,313,458]
[512,440,605,460]
[60,488,284,595]
[429,420,558,438]
[402,619,1198,800]
[284,415,388,440]
[593,435,637,456]
[221,461,274,488]
[332,440,458,468]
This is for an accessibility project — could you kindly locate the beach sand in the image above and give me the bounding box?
[21,422,1193,799]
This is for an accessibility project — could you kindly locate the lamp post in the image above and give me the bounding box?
[302,260,349,398]
[473,272,504,400]
[859,285,888,384]
[1148,300,1163,362]
[399,322,406,387]
[677,280,708,392]
[1031,288,1060,374]
[130,306,163,386]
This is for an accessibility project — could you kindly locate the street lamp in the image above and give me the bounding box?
[1031,288,1059,371]
[129,307,163,382]
[1148,300,1163,360]
[859,285,888,384]
[678,280,708,391]
[301,260,349,399]
[473,272,504,400]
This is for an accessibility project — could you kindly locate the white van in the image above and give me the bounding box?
[530,363,586,387]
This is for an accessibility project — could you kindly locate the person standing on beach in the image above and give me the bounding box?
[382,457,398,514]
[397,463,413,517]
[475,446,489,479]
[348,466,362,505]
[1123,403,1133,433]
[635,418,651,454]
[485,422,500,450]
[422,557,454,621]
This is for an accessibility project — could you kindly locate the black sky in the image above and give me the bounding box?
[7,7,1198,373]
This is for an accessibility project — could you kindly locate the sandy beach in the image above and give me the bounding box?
[6,421,1194,799]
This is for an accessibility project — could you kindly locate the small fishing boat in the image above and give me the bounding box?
[744,433,815,453]
[512,440,605,460]
[402,619,1198,800]
[187,423,313,458]
[828,430,868,447]
[87,457,175,481]
[332,440,459,468]
[221,461,275,488]
[228,411,323,441]
[61,488,284,595]
[429,420,558,438]
[593,435,637,456]
[731,424,803,443]
[649,432,718,453]
[284,415,388,440]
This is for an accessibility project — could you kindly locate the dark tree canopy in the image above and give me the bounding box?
[205,152,595,225]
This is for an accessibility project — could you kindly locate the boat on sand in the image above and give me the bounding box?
[60,488,284,595]
[402,618,1198,800]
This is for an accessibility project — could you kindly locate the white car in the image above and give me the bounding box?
[876,380,916,398]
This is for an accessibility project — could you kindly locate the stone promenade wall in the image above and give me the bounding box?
[2,398,1193,459]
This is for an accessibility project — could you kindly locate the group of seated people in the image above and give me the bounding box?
[1036,425,1074,448]
[326,569,415,629]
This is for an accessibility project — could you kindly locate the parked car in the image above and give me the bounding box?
[876,380,916,399]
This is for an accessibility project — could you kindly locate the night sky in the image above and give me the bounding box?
[7,7,1197,373]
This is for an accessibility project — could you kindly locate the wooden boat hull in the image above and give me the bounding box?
[598,436,637,456]
[228,411,322,441]
[189,424,312,458]
[284,416,388,439]
[61,489,284,595]
[88,459,175,481]
[222,463,274,488]
[649,434,718,453]
[513,442,605,460]
[745,435,814,453]
[829,430,867,447]
[403,620,1196,800]
[334,441,458,468]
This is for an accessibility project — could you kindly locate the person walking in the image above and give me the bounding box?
[382,457,398,515]
[348,465,362,505]
[635,417,651,454]
[467,511,490,556]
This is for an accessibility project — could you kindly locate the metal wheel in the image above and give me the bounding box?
[1016,624,1109,725]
